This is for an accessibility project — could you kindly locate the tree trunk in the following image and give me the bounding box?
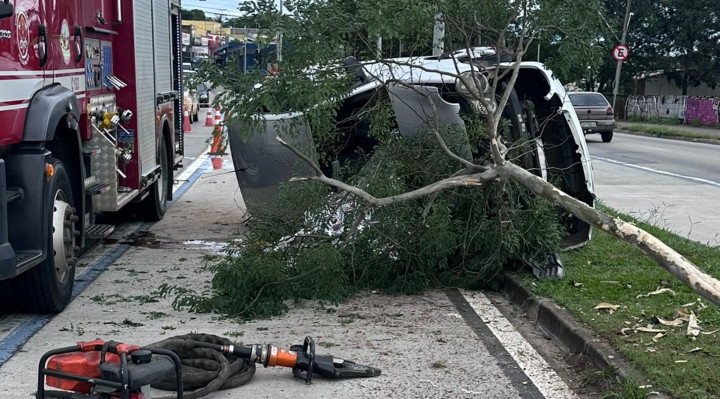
[498,162,720,306]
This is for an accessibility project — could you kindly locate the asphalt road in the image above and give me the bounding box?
[588,132,720,245]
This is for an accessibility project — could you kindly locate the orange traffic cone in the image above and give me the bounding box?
[205,108,214,126]
[214,107,222,126]
[210,125,223,154]
[211,156,223,170]
[183,111,192,133]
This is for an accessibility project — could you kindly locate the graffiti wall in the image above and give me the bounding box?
[625,95,720,126]
[685,97,720,126]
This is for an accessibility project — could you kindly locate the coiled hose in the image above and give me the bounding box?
[146,333,256,399]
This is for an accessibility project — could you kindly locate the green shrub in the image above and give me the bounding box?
[166,127,564,319]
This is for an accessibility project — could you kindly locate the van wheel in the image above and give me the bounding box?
[601,131,613,143]
[140,136,169,221]
[12,158,77,313]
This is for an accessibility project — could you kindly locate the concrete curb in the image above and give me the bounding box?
[502,274,672,399]
[615,128,720,146]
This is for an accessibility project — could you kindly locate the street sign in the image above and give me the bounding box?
[612,44,629,62]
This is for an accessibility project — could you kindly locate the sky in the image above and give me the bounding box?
[181,0,244,18]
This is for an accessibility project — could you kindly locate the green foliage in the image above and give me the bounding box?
[168,124,564,319]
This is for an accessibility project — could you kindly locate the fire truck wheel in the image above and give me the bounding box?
[13,158,76,313]
[140,136,169,221]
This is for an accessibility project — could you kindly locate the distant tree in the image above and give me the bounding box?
[597,0,719,95]
[181,8,207,21]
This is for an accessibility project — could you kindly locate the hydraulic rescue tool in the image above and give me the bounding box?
[37,339,183,399]
[37,335,381,398]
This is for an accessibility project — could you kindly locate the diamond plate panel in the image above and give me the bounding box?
[86,132,119,212]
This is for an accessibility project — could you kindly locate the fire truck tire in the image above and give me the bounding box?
[140,136,169,221]
[13,158,76,313]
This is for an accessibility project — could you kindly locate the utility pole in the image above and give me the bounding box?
[432,12,445,56]
[612,0,632,110]
[276,0,283,62]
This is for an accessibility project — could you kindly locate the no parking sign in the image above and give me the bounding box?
[612,44,629,61]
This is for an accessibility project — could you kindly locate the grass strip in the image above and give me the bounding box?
[622,124,719,141]
[521,204,720,399]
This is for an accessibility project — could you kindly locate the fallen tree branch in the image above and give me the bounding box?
[497,162,720,307]
[289,170,499,207]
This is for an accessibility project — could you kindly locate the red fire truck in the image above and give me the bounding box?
[0,0,185,312]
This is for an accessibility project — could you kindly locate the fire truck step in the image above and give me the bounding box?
[15,251,43,269]
[5,187,22,204]
[85,224,115,239]
[85,183,110,195]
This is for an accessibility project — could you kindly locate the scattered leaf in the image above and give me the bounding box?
[675,308,690,321]
[635,327,667,333]
[688,347,703,353]
[637,287,676,298]
[595,302,620,314]
[687,313,700,337]
[675,360,688,363]
[652,333,665,342]
[652,316,685,327]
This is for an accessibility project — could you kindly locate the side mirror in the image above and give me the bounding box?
[0,0,13,20]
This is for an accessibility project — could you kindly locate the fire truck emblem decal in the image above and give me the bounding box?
[61,20,71,65]
[16,11,30,65]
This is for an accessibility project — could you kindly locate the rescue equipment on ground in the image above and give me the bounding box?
[37,334,381,399]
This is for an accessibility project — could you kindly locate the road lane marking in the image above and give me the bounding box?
[461,289,579,399]
[446,290,545,398]
[592,156,720,188]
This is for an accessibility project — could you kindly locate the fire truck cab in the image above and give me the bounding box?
[0,0,185,312]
